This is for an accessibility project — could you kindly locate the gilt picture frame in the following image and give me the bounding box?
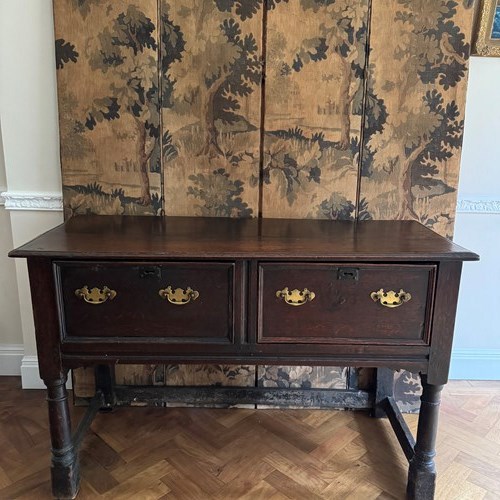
[472,0,500,56]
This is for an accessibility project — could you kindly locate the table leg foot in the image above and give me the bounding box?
[51,460,80,500]
[407,457,436,500]
[406,374,443,500]
[45,374,80,499]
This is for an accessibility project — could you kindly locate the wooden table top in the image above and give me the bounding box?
[9,216,479,262]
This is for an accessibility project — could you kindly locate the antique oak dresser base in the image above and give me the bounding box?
[10,216,478,500]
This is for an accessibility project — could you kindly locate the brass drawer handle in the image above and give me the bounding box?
[370,289,412,308]
[75,286,116,305]
[159,286,200,305]
[276,287,316,306]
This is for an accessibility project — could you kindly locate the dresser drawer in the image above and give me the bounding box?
[258,263,436,345]
[55,261,235,343]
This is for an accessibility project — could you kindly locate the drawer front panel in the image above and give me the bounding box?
[258,263,435,345]
[56,262,235,343]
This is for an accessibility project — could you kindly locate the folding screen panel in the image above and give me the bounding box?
[262,0,369,220]
[54,0,162,218]
[55,0,475,234]
[358,0,476,237]
[161,1,263,217]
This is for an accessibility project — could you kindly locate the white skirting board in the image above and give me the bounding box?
[449,349,500,381]
[20,355,45,389]
[0,344,24,376]
[19,356,72,389]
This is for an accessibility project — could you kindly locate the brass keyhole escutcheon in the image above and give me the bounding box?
[370,289,412,308]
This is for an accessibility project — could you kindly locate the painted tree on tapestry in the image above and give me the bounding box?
[261,0,369,217]
[372,88,465,219]
[358,63,388,178]
[69,0,102,19]
[291,0,369,150]
[55,40,98,163]
[163,1,268,160]
[365,0,472,224]
[80,5,160,205]
[161,0,275,217]
[187,168,253,217]
[158,2,185,165]
[393,0,471,220]
[55,39,79,69]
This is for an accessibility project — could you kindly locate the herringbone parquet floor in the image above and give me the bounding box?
[0,377,499,499]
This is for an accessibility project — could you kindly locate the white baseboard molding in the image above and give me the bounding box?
[20,355,73,389]
[450,349,500,380]
[0,344,24,376]
[20,355,45,389]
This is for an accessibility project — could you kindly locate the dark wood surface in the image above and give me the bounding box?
[27,258,64,381]
[10,216,478,500]
[427,261,464,385]
[56,261,235,343]
[258,263,434,345]
[9,216,479,261]
[407,377,444,499]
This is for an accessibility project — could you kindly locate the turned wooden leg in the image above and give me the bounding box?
[407,374,443,500]
[45,374,80,499]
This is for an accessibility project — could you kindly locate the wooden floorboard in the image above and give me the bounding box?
[0,377,499,499]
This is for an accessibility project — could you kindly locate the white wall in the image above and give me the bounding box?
[0,1,61,194]
[0,123,24,375]
[0,1,497,383]
[0,0,64,385]
[449,57,500,380]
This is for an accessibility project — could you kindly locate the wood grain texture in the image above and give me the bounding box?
[13,217,476,439]
[56,262,235,342]
[27,259,64,381]
[1,378,498,499]
[427,261,463,385]
[407,377,444,499]
[10,216,478,261]
[258,263,434,345]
